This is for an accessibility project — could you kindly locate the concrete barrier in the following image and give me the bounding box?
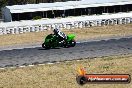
[0,16,132,35]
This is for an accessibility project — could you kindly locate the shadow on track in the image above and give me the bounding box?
[38,47,61,50]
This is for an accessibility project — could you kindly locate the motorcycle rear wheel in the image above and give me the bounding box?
[42,43,51,49]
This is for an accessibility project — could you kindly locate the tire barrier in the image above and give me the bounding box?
[0,17,132,35]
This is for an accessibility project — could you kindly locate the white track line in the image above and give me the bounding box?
[0,61,61,69]
[0,59,82,69]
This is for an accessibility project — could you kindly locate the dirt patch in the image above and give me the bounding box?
[0,24,132,46]
[0,54,131,88]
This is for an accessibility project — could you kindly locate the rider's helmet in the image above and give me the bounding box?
[53,28,67,39]
[53,28,59,35]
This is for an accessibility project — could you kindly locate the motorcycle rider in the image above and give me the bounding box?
[53,28,67,43]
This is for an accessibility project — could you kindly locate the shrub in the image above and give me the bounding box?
[33,16,42,20]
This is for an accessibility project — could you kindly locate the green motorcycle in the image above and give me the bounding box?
[42,32,76,49]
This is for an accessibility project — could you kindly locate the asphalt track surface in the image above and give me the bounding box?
[0,37,132,68]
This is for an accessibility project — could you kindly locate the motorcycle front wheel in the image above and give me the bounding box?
[63,40,76,48]
[70,40,76,47]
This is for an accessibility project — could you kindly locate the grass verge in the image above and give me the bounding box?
[0,24,132,46]
[0,54,132,88]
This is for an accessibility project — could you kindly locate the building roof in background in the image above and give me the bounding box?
[0,11,132,27]
[4,0,132,13]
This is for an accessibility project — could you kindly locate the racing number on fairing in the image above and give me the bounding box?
[58,31,66,39]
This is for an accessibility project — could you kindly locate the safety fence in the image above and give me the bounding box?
[0,16,132,35]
